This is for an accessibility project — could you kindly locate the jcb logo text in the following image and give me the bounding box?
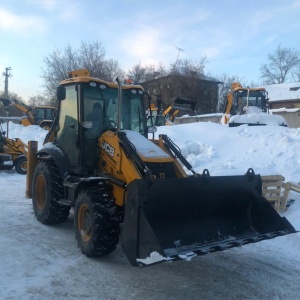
[102,140,115,157]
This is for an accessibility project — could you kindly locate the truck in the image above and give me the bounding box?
[29,69,296,266]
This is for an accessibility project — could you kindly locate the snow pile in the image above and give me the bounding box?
[154,122,300,182]
[3,122,48,149]
[5,119,300,187]
[229,106,287,126]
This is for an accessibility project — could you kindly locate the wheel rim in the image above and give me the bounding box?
[78,204,92,242]
[21,161,27,172]
[36,174,46,209]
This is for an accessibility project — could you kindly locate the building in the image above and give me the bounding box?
[141,74,221,115]
[259,82,300,128]
[260,82,300,109]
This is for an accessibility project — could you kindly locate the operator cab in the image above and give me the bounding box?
[55,78,148,175]
[232,89,268,115]
[34,107,56,125]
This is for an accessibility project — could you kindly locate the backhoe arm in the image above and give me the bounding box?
[0,98,35,124]
[11,99,35,124]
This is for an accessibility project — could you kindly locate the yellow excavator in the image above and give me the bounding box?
[221,82,287,127]
[0,120,27,174]
[29,69,296,267]
[0,98,56,130]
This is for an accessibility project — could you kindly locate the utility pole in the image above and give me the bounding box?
[3,67,12,98]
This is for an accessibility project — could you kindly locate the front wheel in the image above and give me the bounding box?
[32,161,70,224]
[14,156,27,174]
[74,184,120,257]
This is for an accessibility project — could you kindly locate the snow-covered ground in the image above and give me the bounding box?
[0,122,299,299]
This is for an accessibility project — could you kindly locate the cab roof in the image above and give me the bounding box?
[233,87,267,93]
[59,75,144,90]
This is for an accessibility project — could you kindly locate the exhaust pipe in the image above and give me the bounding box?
[116,78,122,133]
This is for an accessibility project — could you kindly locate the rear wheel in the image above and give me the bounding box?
[32,160,70,224]
[39,121,52,131]
[74,184,120,257]
[14,156,27,174]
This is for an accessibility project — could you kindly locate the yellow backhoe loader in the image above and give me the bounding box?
[0,120,27,174]
[0,98,56,130]
[29,69,296,267]
[147,96,197,126]
[221,82,287,127]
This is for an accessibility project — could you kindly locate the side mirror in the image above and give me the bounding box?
[57,86,66,101]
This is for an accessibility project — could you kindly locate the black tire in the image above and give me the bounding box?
[14,156,27,175]
[32,160,70,224]
[42,125,51,131]
[74,184,120,257]
[39,121,52,131]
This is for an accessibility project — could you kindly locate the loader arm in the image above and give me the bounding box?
[4,137,28,156]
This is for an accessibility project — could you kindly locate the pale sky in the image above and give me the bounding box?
[1,0,300,100]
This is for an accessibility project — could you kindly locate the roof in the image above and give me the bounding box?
[258,82,300,102]
[142,74,222,85]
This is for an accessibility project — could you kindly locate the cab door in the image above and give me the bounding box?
[56,85,81,173]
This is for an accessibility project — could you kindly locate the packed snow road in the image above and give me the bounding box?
[1,172,299,300]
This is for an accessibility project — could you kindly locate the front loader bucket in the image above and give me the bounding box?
[121,170,296,267]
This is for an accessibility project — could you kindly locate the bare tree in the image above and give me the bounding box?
[126,63,167,83]
[41,41,124,100]
[126,63,147,83]
[79,41,123,81]
[292,65,300,82]
[170,57,207,77]
[27,95,53,107]
[260,45,300,84]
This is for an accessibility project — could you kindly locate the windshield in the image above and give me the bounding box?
[82,82,147,135]
[234,90,267,110]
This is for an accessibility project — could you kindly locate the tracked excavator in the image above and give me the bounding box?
[30,69,296,267]
[0,120,27,174]
[0,98,56,130]
[221,82,287,127]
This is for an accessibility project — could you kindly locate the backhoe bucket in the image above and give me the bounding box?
[171,97,197,112]
[121,170,296,267]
